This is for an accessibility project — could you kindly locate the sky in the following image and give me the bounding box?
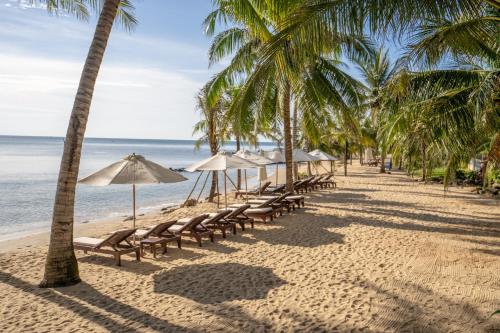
[0,0,227,140]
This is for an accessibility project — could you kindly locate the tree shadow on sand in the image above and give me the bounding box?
[0,270,196,333]
[153,263,286,304]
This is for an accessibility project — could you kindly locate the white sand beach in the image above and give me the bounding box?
[0,163,499,332]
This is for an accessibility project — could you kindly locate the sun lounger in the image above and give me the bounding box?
[318,174,336,189]
[168,214,213,247]
[223,204,254,230]
[231,197,281,223]
[202,210,234,238]
[262,183,286,194]
[134,221,181,257]
[248,192,293,213]
[74,228,140,266]
[258,193,305,209]
[307,176,325,191]
[294,177,313,194]
[234,181,272,198]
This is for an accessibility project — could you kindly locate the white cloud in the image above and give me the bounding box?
[0,54,205,139]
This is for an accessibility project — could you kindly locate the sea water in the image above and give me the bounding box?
[0,135,276,240]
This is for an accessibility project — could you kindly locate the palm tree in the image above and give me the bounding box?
[193,86,227,201]
[355,49,401,173]
[204,0,368,191]
[39,0,136,288]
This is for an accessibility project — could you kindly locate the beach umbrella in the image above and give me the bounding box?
[308,149,338,161]
[79,153,187,231]
[264,150,285,185]
[292,148,318,162]
[309,149,339,173]
[235,150,274,197]
[185,151,258,208]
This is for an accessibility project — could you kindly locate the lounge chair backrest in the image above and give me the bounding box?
[226,204,251,219]
[260,181,272,192]
[203,210,231,224]
[273,191,292,202]
[255,195,282,207]
[183,213,210,231]
[100,229,136,248]
[148,220,178,237]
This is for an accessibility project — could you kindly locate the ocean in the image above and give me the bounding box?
[0,135,276,241]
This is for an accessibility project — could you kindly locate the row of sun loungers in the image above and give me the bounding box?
[73,174,336,266]
[73,195,303,265]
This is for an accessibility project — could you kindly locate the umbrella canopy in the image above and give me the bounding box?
[293,148,318,162]
[235,149,275,165]
[79,154,187,185]
[264,150,285,163]
[79,154,187,237]
[185,151,258,172]
[308,149,339,161]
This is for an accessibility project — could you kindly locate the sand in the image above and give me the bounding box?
[0,163,499,332]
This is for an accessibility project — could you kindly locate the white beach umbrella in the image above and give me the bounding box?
[79,153,187,231]
[308,149,338,161]
[235,150,274,197]
[263,150,285,185]
[293,148,318,162]
[185,151,258,208]
[309,149,339,173]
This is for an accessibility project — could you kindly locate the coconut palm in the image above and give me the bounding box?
[204,0,368,191]
[39,0,136,288]
[355,48,402,172]
[193,85,229,201]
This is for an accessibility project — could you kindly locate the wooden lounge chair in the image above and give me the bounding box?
[222,204,254,230]
[202,210,234,238]
[248,192,293,213]
[294,177,313,194]
[262,183,286,194]
[231,197,281,223]
[307,176,325,191]
[258,193,305,210]
[168,214,213,247]
[234,181,272,198]
[134,221,181,257]
[74,229,140,266]
[318,174,336,189]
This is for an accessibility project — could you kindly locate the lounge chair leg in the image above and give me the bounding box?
[239,222,245,231]
[135,248,140,262]
[115,254,121,266]
[232,224,237,235]
[210,233,214,242]
[177,238,182,249]
[222,228,226,238]
[195,235,202,247]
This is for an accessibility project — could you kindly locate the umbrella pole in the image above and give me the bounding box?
[183,170,203,207]
[275,164,278,186]
[244,170,248,203]
[216,171,220,209]
[196,171,211,202]
[224,170,228,209]
[132,183,136,243]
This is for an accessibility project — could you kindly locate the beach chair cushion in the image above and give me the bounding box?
[74,237,104,248]
[246,207,273,214]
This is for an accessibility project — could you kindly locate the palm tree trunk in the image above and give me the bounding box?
[40,0,120,288]
[421,143,427,182]
[283,82,293,192]
[359,149,363,165]
[209,171,217,202]
[379,148,386,173]
[344,141,348,176]
[292,99,299,179]
[236,135,241,190]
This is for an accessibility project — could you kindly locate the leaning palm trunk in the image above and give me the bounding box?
[421,143,427,183]
[344,141,348,176]
[379,148,386,173]
[40,0,120,288]
[283,82,294,192]
[236,135,241,190]
[292,100,299,179]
